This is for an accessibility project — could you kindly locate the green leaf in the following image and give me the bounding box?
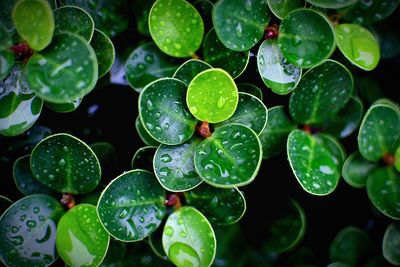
[278,8,335,68]
[13,155,53,196]
[131,146,157,172]
[257,39,302,95]
[327,262,352,267]
[263,198,306,253]
[132,0,155,36]
[306,0,357,8]
[149,0,204,58]
[329,226,375,266]
[314,133,346,168]
[366,167,400,219]
[0,195,13,214]
[56,204,110,267]
[289,60,353,124]
[358,102,400,162]
[342,151,378,188]
[212,0,269,51]
[162,206,216,267]
[139,78,197,145]
[184,183,246,225]
[287,129,340,196]
[26,32,98,103]
[187,68,238,123]
[154,137,203,192]
[215,92,268,135]
[0,194,64,267]
[267,0,304,20]
[99,240,128,266]
[0,22,14,81]
[30,133,101,194]
[53,5,94,42]
[135,116,161,146]
[335,24,380,71]
[370,18,400,60]
[342,0,400,25]
[0,65,43,137]
[383,222,400,266]
[259,106,297,159]
[237,83,263,101]
[148,222,169,261]
[395,146,400,172]
[194,123,262,188]
[97,170,166,241]
[125,43,179,93]
[363,256,392,267]
[12,0,54,51]
[203,28,249,78]
[91,29,115,78]
[45,97,82,113]
[173,59,212,85]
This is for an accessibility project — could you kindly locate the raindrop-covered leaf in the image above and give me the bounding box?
[195,123,262,188]
[173,59,212,85]
[289,60,353,124]
[45,97,82,113]
[12,0,54,51]
[257,39,302,95]
[139,78,197,145]
[187,68,238,123]
[287,129,340,195]
[267,0,304,19]
[382,222,400,266]
[91,29,115,78]
[149,0,204,57]
[162,206,216,267]
[132,0,155,36]
[342,0,400,25]
[306,0,357,8]
[342,151,378,188]
[366,167,400,219]
[131,146,157,172]
[56,204,109,267]
[314,133,346,168]
[154,138,203,192]
[135,116,160,146]
[30,133,101,194]
[0,22,14,80]
[0,194,64,267]
[278,9,335,68]
[97,170,166,241]
[212,0,269,51]
[185,183,246,225]
[203,28,249,78]
[27,32,98,103]
[237,83,263,100]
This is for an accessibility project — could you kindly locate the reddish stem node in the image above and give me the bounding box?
[11,42,33,62]
[165,193,182,209]
[61,193,75,209]
[303,125,312,134]
[197,121,212,139]
[383,153,395,166]
[265,24,279,39]
[191,53,200,60]
[329,13,343,26]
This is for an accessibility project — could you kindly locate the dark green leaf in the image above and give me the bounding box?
[131,146,157,172]
[237,83,263,100]
[382,222,400,266]
[91,29,115,78]
[306,0,356,8]
[0,22,14,80]
[342,151,378,188]
[370,18,400,59]
[342,0,400,25]
[267,0,304,19]
[132,0,155,36]
[314,133,346,168]
[395,146,400,173]
[0,195,13,214]
[173,59,212,85]
[45,97,82,113]
[135,116,161,146]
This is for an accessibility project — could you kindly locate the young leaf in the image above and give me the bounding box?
[56,204,110,267]
[382,222,400,266]
[287,129,340,196]
[27,32,98,103]
[342,151,378,188]
[187,68,238,123]
[131,146,157,172]
[342,0,400,25]
[267,0,304,20]
[0,22,14,81]
[30,133,101,194]
[212,0,269,51]
[306,0,357,8]
[194,123,262,188]
[237,83,263,101]
[154,138,203,192]
[162,206,216,267]
[45,97,82,113]
[314,133,346,168]
[366,167,400,219]
[335,24,380,71]
[257,39,302,95]
[173,59,212,85]
[278,9,335,68]
[149,0,204,57]
[139,78,197,145]
[97,170,166,242]
[0,194,64,267]
[91,29,115,78]
[12,0,54,51]
[184,183,246,225]
[203,28,249,78]
[289,60,353,124]
[135,116,161,146]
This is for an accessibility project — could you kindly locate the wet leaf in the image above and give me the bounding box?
[382,222,400,265]
[342,151,378,188]
[314,133,346,168]
[131,146,157,172]
[173,59,212,85]
[135,116,161,146]
[237,83,263,101]
[342,0,400,25]
[267,0,304,19]
[91,28,115,78]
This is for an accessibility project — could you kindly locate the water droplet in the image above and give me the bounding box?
[160,154,172,163]
[27,220,36,228]
[11,226,19,233]
[178,219,183,225]
[179,231,187,237]
[190,106,198,114]
[173,43,182,50]
[20,215,26,222]
[164,226,174,236]
[33,207,40,214]
[119,208,129,219]
[146,99,154,110]
[168,242,200,267]
[144,55,153,63]
[48,174,55,180]
[63,146,69,152]
[10,235,24,246]
[163,123,170,130]
[217,96,226,108]
[160,167,172,176]
[245,0,252,11]
[235,23,243,38]
[21,205,27,210]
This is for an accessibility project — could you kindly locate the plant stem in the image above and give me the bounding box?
[11,42,33,63]
[303,125,312,134]
[191,53,201,60]
[383,153,395,166]
[329,13,343,26]
[61,193,75,209]
[165,193,182,210]
[197,121,212,138]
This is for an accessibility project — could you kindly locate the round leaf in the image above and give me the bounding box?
[194,123,262,188]
[278,9,335,68]
[187,68,238,123]
[0,22,14,80]
[358,103,400,162]
[335,24,380,71]
[56,204,110,267]
[154,138,203,192]
[45,97,82,113]
[395,146,400,173]
[342,151,378,189]
[26,32,98,103]
[30,133,101,194]
[139,78,197,145]
[173,59,212,85]
[149,0,204,57]
[162,206,216,267]
[370,18,400,60]
[212,0,269,51]
[12,0,54,51]
[91,29,115,78]
[237,83,263,100]
[342,0,400,25]
[97,170,166,241]
[0,195,13,214]
[366,167,400,219]
[132,0,155,36]
[0,194,64,267]
[306,0,357,8]
[314,133,346,168]
[383,222,400,266]
[287,129,340,196]
[53,5,94,41]
[289,60,353,124]
[215,92,268,135]
[267,0,305,19]
[184,183,246,225]
[135,116,160,146]
[131,146,157,172]
[203,28,249,78]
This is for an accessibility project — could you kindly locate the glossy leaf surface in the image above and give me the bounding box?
[342,151,377,188]
[173,59,212,85]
